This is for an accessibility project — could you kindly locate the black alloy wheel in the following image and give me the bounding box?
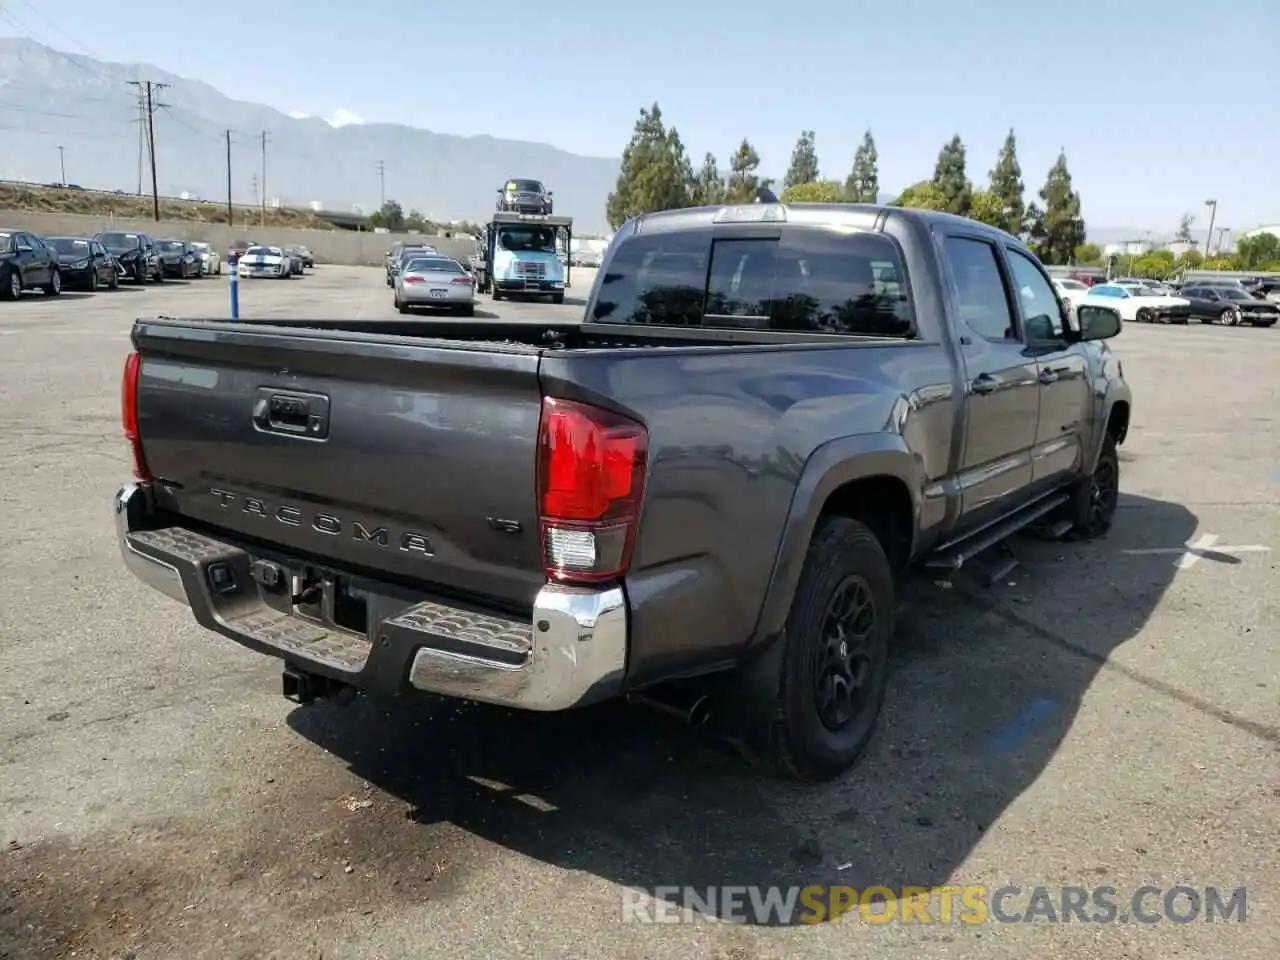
[814,575,878,732]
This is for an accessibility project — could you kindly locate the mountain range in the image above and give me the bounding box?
[0,37,622,232]
[0,37,1191,243]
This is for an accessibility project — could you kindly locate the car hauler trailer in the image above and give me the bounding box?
[473,211,573,303]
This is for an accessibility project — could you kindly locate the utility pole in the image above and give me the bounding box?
[259,131,269,227]
[135,86,146,195]
[57,146,66,186]
[1203,199,1218,261]
[225,130,234,227]
[376,160,385,207]
[128,79,169,221]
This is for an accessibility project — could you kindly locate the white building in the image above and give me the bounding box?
[1240,225,1280,242]
[1103,240,1152,257]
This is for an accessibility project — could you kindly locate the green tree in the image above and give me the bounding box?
[1133,248,1176,278]
[893,180,947,210]
[1074,243,1103,264]
[1176,248,1204,270]
[782,179,843,203]
[1236,232,1280,269]
[689,152,726,206]
[367,200,405,231]
[968,190,1004,227]
[1175,213,1195,244]
[605,103,693,228]
[988,129,1026,235]
[783,130,819,189]
[844,130,879,202]
[724,138,762,204]
[1027,151,1086,266]
[931,135,972,216]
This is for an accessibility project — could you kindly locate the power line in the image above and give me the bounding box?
[260,130,269,226]
[225,130,234,227]
[128,79,170,221]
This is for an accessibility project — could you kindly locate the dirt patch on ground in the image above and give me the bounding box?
[1,787,486,960]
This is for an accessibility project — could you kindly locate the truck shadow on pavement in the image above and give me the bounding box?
[289,493,1202,926]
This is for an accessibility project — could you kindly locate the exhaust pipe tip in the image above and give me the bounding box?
[687,695,711,728]
[628,689,712,727]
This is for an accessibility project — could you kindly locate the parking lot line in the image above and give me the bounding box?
[1122,534,1272,569]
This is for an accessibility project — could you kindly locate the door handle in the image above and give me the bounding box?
[1038,369,1058,385]
[971,374,998,395]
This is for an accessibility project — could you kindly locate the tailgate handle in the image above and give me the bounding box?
[252,388,330,439]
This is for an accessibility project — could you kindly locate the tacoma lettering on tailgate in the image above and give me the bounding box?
[208,487,434,556]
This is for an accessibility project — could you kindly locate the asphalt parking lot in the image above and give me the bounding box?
[1,266,1276,960]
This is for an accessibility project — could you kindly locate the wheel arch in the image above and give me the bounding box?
[750,434,923,646]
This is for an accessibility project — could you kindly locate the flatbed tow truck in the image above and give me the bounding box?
[471,211,573,302]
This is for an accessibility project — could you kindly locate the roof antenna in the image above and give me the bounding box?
[754,186,778,204]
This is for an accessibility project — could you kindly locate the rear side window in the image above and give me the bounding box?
[591,227,914,336]
[590,230,708,326]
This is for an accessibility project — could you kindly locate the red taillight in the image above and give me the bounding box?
[536,397,647,585]
[121,351,151,481]
[403,275,424,284]
[451,276,473,285]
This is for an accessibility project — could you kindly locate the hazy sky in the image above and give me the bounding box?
[2,0,1277,231]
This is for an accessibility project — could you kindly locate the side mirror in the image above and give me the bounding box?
[1025,314,1059,341]
[1077,305,1122,341]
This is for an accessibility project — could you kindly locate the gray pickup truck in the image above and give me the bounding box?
[115,203,1132,781]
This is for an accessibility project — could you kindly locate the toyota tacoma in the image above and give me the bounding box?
[114,203,1132,781]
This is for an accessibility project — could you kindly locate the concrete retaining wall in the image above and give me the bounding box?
[0,208,479,265]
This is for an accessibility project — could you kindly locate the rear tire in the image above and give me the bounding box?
[44,269,61,296]
[551,292,565,305]
[760,517,893,782]
[1136,308,1153,323]
[459,304,475,317]
[109,267,119,290]
[1222,308,1240,326]
[89,269,99,292]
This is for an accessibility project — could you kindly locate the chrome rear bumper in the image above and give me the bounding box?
[114,483,627,710]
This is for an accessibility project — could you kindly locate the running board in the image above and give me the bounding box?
[924,492,1070,572]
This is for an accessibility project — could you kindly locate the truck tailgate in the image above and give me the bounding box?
[132,320,546,608]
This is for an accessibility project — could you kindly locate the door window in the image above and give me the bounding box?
[942,236,1017,341]
[1006,248,1064,338]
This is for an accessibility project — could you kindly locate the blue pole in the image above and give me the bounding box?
[228,253,239,319]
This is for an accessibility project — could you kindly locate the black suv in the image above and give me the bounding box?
[496,178,553,215]
[97,231,162,283]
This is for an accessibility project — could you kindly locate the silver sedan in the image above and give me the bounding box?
[393,256,476,315]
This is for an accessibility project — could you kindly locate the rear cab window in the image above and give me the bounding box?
[589,225,915,336]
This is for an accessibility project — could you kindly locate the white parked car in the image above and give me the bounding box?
[237,245,292,279]
[1080,282,1191,324]
[189,242,221,276]
[1051,277,1091,313]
